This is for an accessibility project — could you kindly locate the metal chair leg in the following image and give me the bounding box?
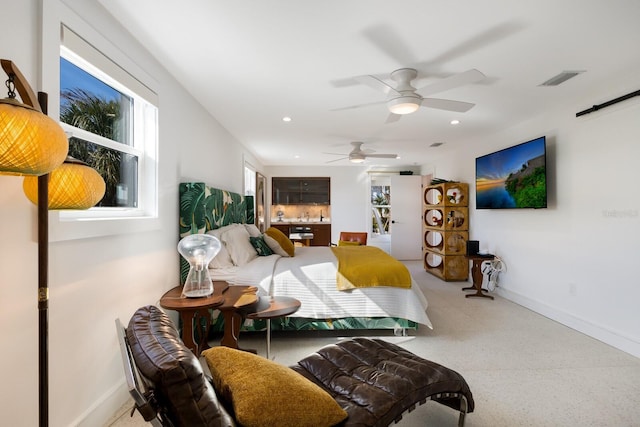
[266,318,271,359]
[458,395,468,427]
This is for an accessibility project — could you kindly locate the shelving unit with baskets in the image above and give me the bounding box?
[423,182,469,281]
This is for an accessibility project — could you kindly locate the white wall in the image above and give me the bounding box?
[0,1,260,426]
[428,79,640,357]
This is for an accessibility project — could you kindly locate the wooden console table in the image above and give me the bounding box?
[215,285,261,350]
[463,255,495,300]
[161,283,300,357]
[159,281,229,354]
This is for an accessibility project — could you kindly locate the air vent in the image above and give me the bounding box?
[539,71,585,87]
[430,142,444,147]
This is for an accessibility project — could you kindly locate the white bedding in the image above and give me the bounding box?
[217,246,432,328]
[210,246,432,328]
[272,247,432,327]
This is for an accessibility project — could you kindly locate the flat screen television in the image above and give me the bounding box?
[475,136,547,209]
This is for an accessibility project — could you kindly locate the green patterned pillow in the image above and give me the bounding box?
[250,236,274,256]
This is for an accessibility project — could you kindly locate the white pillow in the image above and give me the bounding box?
[221,225,259,266]
[206,229,234,269]
[244,223,261,238]
[263,234,291,257]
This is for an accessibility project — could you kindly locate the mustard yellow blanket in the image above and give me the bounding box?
[331,246,412,291]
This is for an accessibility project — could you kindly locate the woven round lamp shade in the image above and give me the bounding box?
[23,158,106,209]
[0,98,68,175]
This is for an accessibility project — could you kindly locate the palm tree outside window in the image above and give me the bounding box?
[58,24,158,220]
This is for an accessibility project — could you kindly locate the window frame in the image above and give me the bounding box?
[42,1,160,241]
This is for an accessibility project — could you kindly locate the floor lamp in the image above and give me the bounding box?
[1,59,105,427]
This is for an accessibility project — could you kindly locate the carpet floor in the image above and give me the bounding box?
[107,261,640,426]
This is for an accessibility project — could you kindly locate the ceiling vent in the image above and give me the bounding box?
[430,142,444,147]
[539,71,585,87]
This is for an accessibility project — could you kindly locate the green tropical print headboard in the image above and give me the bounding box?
[179,182,254,280]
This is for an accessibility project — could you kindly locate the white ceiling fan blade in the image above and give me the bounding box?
[385,112,401,124]
[422,98,476,112]
[366,153,398,159]
[354,75,399,96]
[330,99,386,111]
[417,69,485,97]
[362,24,416,65]
[326,156,348,164]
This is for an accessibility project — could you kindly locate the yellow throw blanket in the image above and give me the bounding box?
[331,246,412,291]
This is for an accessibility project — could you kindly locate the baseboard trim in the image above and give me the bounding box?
[73,380,130,427]
[496,288,640,359]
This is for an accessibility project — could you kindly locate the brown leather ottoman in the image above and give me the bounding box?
[291,338,474,426]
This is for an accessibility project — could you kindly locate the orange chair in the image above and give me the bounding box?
[338,232,368,246]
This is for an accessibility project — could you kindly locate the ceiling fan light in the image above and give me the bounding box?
[387,96,421,115]
[349,151,366,163]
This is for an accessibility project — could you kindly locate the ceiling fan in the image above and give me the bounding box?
[325,142,398,164]
[338,68,485,123]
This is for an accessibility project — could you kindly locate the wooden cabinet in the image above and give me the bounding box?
[272,177,330,205]
[423,182,470,281]
[268,223,331,247]
[309,224,331,246]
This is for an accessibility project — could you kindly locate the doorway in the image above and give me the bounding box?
[369,174,392,253]
[369,173,424,259]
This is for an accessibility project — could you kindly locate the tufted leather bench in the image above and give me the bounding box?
[117,305,473,426]
[292,338,474,426]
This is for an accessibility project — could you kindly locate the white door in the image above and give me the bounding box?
[390,175,422,260]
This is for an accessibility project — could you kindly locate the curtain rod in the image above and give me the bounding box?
[576,89,640,117]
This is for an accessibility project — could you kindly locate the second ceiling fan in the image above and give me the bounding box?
[341,68,485,123]
[326,141,398,164]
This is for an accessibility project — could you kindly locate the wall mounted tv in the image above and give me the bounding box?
[475,136,547,209]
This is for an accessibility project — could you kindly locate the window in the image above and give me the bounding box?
[244,163,256,198]
[58,25,158,216]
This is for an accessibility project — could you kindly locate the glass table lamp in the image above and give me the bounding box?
[178,234,222,298]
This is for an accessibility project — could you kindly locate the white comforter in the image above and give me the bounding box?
[220,246,432,328]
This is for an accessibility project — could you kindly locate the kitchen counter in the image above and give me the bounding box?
[269,222,332,246]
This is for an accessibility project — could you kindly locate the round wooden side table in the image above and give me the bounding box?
[159,281,229,354]
[246,296,301,359]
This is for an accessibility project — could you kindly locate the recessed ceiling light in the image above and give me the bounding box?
[450,119,460,125]
[282,116,292,122]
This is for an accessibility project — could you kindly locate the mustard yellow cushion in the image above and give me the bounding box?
[338,240,361,246]
[265,227,295,257]
[202,347,347,427]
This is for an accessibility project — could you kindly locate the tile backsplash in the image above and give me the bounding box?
[271,205,331,222]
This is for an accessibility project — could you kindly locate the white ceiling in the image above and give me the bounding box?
[100,0,640,167]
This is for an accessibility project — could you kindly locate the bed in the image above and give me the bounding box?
[179,182,432,333]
